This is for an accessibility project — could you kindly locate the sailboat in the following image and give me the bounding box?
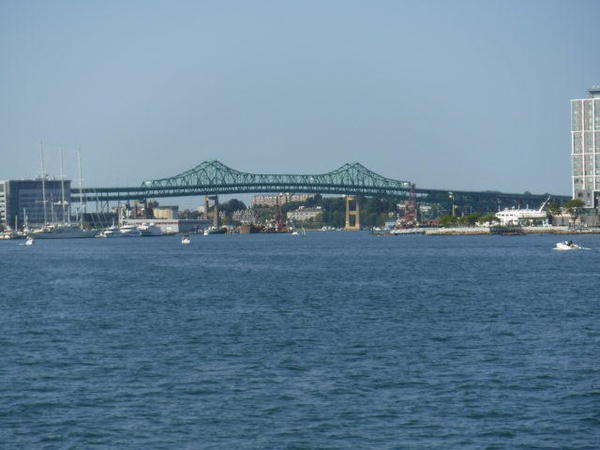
[32,144,97,239]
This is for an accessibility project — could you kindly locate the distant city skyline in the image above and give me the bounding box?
[2,0,600,198]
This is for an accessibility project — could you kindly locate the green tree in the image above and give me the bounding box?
[546,201,562,216]
[220,198,246,214]
[439,215,458,227]
[478,213,499,224]
[565,199,585,222]
[458,213,482,226]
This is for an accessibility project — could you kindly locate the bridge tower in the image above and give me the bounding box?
[344,195,361,231]
[204,195,220,227]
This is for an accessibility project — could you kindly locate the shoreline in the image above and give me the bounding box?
[373,226,600,236]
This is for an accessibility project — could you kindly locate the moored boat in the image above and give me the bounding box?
[204,226,227,235]
[32,224,97,239]
[119,224,142,237]
[138,223,162,236]
[239,224,262,234]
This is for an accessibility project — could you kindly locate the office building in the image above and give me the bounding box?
[571,86,600,207]
[0,179,71,228]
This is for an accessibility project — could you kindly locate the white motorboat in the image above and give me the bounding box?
[100,224,141,238]
[24,237,34,246]
[204,226,227,235]
[100,225,121,238]
[554,241,586,251]
[0,230,18,240]
[181,235,191,245]
[138,223,162,236]
[119,224,142,237]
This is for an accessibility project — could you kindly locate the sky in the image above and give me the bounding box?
[1,0,600,205]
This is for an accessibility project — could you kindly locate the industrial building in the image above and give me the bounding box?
[572,86,600,207]
[0,179,71,228]
[252,193,313,207]
[152,206,179,219]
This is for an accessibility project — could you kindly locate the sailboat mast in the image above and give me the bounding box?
[40,141,48,225]
[59,146,67,223]
[77,149,86,215]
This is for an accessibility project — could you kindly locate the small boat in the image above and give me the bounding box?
[291,231,299,236]
[24,237,34,246]
[554,240,586,251]
[181,235,191,245]
[119,224,142,237]
[204,226,227,235]
[138,223,162,236]
[0,230,18,240]
[99,225,121,238]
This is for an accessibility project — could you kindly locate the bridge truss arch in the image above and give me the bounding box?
[73,160,569,215]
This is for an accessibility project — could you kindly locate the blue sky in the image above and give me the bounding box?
[1,0,599,201]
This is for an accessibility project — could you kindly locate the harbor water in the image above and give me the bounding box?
[1,232,599,448]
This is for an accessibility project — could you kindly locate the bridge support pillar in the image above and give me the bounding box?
[204,195,220,227]
[344,195,361,231]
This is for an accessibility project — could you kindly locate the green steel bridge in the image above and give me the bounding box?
[72,160,569,213]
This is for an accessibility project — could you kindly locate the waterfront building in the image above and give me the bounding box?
[153,206,179,219]
[286,206,323,222]
[571,86,600,207]
[232,208,258,224]
[252,193,314,207]
[0,179,71,228]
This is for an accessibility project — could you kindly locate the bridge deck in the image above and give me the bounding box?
[71,160,570,209]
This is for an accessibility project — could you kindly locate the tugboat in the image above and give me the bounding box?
[239,223,262,234]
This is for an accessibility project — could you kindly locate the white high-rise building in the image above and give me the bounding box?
[571,86,600,207]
